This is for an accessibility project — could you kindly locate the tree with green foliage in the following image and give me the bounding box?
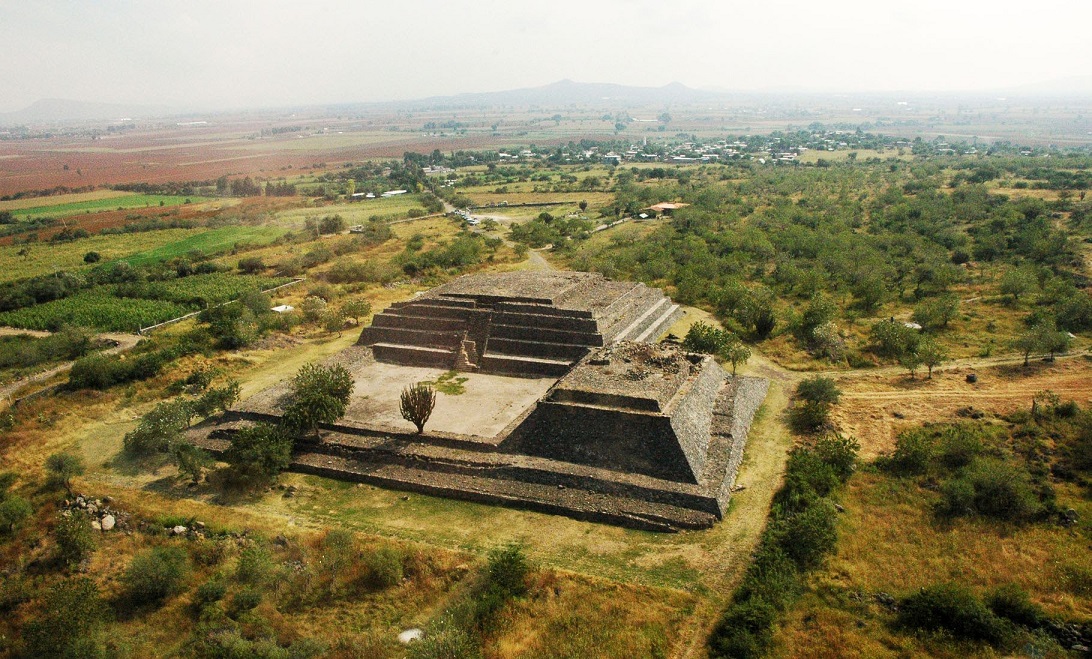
[300,295,328,323]
[400,383,437,434]
[912,295,960,330]
[341,298,372,324]
[683,321,733,354]
[171,442,212,485]
[191,380,241,419]
[123,399,194,455]
[791,377,842,433]
[917,336,948,379]
[1011,320,1066,367]
[721,340,752,376]
[795,294,837,347]
[0,495,31,534]
[899,344,924,379]
[224,423,293,487]
[322,309,347,336]
[869,318,920,359]
[45,452,84,497]
[282,363,355,439]
[999,267,1036,303]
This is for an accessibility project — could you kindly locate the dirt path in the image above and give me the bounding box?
[527,248,555,271]
[0,326,52,338]
[0,332,141,405]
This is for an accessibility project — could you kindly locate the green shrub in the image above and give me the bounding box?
[228,587,262,618]
[775,447,840,513]
[23,577,108,658]
[987,584,1044,628]
[486,543,529,598]
[897,583,1007,644]
[789,400,832,433]
[813,433,859,481]
[735,545,802,610]
[365,547,404,590]
[965,458,1041,521]
[795,376,842,406]
[123,545,190,604]
[937,476,976,517]
[194,579,227,605]
[54,511,96,566]
[775,500,838,570]
[708,597,777,659]
[937,426,986,469]
[887,428,936,475]
[235,545,274,586]
[223,424,292,488]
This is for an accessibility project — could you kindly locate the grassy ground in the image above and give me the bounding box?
[0,189,135,211]
[771,472,1092,658]
[119,225,288,266]
[0,227,202,283]
[8,194,213,221]
[272,196,434,228]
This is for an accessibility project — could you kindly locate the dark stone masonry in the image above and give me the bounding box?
[188,272,769,532]
[358,271,684,376]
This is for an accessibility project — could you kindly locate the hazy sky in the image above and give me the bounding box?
[2,0,1090,112]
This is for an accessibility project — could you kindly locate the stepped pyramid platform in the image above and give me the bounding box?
[358,271,683,377]
[190,273,768,531]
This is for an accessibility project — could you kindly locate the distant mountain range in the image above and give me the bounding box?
[0,98,172,126]
[404,79,723,108]
[5,76,1092,126]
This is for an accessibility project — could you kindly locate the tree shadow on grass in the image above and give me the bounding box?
[106,449,171,478]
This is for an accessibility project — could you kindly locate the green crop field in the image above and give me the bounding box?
[152,272,293,304]
[9,194,214,221]
[0,273,290,332]
[0,292,190,333]
[118,225,288,266]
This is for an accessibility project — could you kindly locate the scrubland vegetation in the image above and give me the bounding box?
[0,123,1089,657]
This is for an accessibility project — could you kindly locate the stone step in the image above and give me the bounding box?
[633,304,682,343]
[495,301,593,319]
[391,296,478,309]
[288,452,717,532]
[359,325,464,349]
[596,282,649,327]
[491,310,599,333]
[486,337,591,361]
[371,313,467,332]
[489,322,603,347]
[611,296,669,343]
[479,353,573,378]
[386,302,476,321]
[601,288,666,341]
[371,343,455,368]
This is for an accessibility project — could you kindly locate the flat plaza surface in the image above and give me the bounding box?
[339,361,556,440]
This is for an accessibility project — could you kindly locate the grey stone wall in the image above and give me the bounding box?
[668,358,727,481]
[502,402,700,483]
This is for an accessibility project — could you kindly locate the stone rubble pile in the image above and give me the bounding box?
[62,494,130,532]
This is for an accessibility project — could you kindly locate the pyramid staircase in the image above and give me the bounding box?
[357,277,683,377]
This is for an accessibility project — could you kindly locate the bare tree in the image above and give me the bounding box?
[400,383,436,434]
